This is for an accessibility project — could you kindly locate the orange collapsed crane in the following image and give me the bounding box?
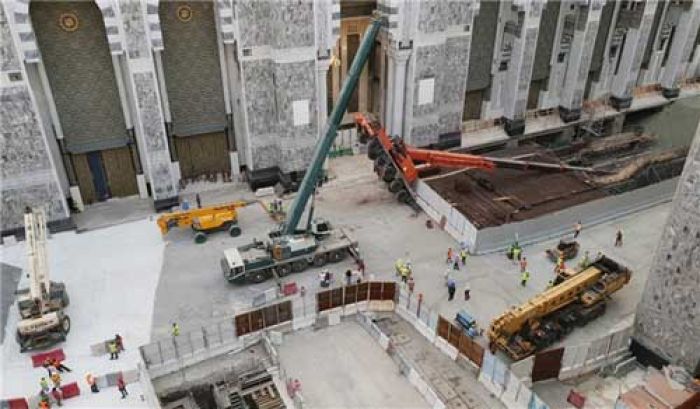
[355,113,606,186]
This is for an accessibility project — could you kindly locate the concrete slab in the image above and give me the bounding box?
[374,314,505,409]
[0,219,163,401]
[73,196,155,232]
[277,320,429,409]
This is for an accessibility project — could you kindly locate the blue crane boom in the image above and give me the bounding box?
[282,17,382,236]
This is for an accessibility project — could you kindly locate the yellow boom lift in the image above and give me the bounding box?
[157,201,250,243]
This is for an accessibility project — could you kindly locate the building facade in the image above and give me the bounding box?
[3,0,700,234]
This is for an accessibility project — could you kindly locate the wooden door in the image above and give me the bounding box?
[102,146,138,198]
[72,153,97,204]
[175,132,229,179]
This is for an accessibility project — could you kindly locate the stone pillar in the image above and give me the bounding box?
[388,47,410,137]
[384,51,396,134]
[660,3,700,99]
[558,1,604,123]
[498,1,543,136]
[0,2,70,235]
[609,2,656,110]
[316,57,332,137]
[115,0,178,210]
[633,124,700,377]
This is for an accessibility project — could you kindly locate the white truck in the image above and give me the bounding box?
[221,225,358,284]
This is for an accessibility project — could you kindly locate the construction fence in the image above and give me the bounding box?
[436,315,485,367]
[140,282,399,373]
[317,281,396,312]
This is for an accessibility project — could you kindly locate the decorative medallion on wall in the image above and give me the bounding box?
[176,4,193,22]
[59,12,79,32]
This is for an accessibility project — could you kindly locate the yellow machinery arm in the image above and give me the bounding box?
[157,200,250,235]
[488,255,631,360]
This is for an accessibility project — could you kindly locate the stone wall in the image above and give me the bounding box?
[0,2,68,234]
[634,127,700,375]
[406,1,475,146]
[235,0,319,172]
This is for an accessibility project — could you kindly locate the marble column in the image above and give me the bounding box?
[388,47,410,137]
[316,57,332,137]
[384,50,396,134]
[115,0,177,210]
[0,2,70,235]
[660,3,700,99]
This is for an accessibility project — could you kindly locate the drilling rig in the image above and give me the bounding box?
[15,207,71,352]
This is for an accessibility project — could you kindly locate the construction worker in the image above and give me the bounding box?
[38,397,50,409]
[40,377,50,393]
[521,270,530,287]
[115,333,125,352]
[574,220,582,239]
[109,341,119,360]
[459,249,469,265]
[446,248,453,264]
[556,258,566,274]
[50,372,61,389]
[42,359,54,376]
[51,387,63,407]
[407,276,415,293]
[171,322,180,337]
[86,372,99,393]
[615,229,623,247]
[519,257,528,273]
[578,251,590,269]
[345,269,353,285]
[446,277,456,301]
[512,245,522,262]
[395,258,405,276]
[195,193,202,209]
[117,374,129,399]
[50,358,71,373]
[464,282,471,301]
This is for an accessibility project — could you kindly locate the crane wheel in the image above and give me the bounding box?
[60,316,71,335]
[373,155,388,173]
[276,264,292,277]
[313,254,327,267]
[249,269,271,284]
[382,165,397,182]
[292,261,307,273]
[228,224,242,237]
[388,179,403,193]
[367,139,382,160]
[396,189,411,203]
[329,250,346,262]
[194,232,207,244]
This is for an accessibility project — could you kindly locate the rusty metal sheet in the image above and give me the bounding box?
[532,347,565,382]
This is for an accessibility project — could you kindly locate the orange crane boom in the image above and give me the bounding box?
[355,113,605,184]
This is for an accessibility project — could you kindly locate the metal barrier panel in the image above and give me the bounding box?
[330,288,343,308]
[531,348,565,382]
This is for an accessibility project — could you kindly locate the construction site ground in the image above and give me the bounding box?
[372,312,505,409]
[277,320,428,408]
[0,154,671,405]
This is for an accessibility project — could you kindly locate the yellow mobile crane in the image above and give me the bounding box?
[488,255,631,360]
[157,201,250,243]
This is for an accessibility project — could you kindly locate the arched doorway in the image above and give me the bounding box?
[30,0,138,204]
[158,0,230,181]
